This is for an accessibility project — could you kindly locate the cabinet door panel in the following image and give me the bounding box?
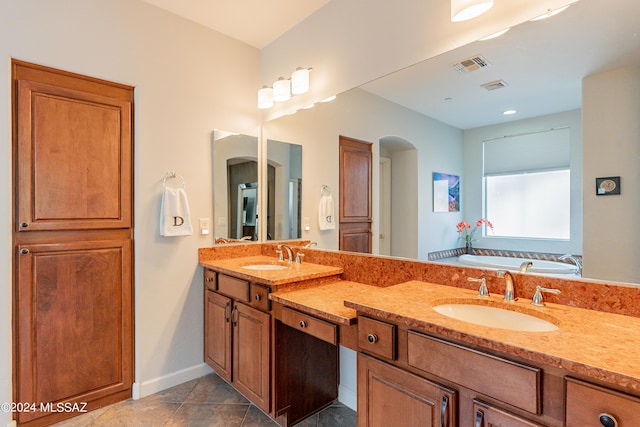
[358,353,456,427]
[16,79,132,231]
[233,302,270,412]
[204,290,232,381]
[15,239,132,423]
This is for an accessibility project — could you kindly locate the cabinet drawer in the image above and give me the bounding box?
[358,316,397,360]
[407,331,540,414]
[565,377,640,427]
[250,283,270,311]
[204,269,217,291]
[473,400,543,427]
[280,307,337,345]
[217,274,250,302]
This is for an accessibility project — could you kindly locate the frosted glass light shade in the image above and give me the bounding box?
[258,86,273,109]
[273,78,291,102]
[451,0,494,22]
[291,67,310,95]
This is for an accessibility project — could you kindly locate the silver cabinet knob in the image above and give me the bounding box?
[367,334,378,344]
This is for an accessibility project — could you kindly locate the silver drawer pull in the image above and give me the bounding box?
[255,294,261,301]
[367,334,378,344]
[299,320,307,328]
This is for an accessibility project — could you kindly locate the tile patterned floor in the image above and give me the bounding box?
[52,373,356,427]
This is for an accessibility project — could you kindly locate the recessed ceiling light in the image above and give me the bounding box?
[503,109,517,115]
[530,5,571,21]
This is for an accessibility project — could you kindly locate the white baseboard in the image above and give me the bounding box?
[132,363,213,400]
[5,420,16,427]
[338,384,357,411]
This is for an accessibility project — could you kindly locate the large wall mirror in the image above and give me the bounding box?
[266,139,303,240]
[213,130,259,240]
[260,0,640,284]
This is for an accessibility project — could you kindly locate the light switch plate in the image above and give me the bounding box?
[199,218,210,235]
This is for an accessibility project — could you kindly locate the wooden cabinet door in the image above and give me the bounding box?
[339,136,372,253]
[358,353,456,427]
[473,400,543,427]
[204,290,232,382]
[15,239,133,424]
[233,302,271,413]
[15,68,132,232]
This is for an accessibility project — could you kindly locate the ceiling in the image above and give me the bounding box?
[141,0,639,130]
[140,0,330,49]
[359,0,640,129]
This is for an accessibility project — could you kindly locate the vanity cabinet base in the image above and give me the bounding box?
[273,316,339,426]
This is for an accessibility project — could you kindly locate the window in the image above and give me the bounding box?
[485,169,570,239]
[483,128,571,240]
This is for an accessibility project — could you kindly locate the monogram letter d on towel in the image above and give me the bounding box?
[173,216,184,226]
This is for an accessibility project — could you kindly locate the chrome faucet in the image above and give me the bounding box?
[519,261,533,273]
[559,254,582,275]
[304,241,318,248]
[497,270,516,302]
[276,244,294,262]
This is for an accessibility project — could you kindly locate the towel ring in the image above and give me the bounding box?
[321,184,332,196]
[163,171,185,189]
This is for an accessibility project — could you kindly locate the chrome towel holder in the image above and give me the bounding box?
[163,171,185,189]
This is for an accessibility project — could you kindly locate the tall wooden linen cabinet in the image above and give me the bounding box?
[11,60,134,426]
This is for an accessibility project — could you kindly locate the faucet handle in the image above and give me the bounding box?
[519,261,533,273]
[275,249,284,261]
[531,286,561,307]
[295,251,305,264]
[468,277,489,298]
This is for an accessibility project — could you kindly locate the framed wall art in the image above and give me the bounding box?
[433,172,460,212]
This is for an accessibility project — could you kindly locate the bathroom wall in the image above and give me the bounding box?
[582,64,640,283]
[0,1,260,424]
[262,87,464,260]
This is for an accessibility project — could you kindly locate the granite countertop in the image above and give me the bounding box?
[343,280,640,393]
[270,281,377,325]
[200,255,343,288]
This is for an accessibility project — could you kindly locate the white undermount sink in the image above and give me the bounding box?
[432,303,558,332]
[241,264,288,271]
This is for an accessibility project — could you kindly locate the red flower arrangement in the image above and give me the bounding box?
[456,218,493,244]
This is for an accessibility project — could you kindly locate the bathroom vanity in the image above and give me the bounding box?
[199,243,640,427]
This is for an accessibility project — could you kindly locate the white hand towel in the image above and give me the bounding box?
[318,193,336,230]
[160,186,193,236]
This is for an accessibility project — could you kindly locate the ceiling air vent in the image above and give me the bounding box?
[451,54,490,74]
[480,79,509,91]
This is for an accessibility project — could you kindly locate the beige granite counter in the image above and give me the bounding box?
[343,280,640,393]
[199,255,343,288]
[270,281,375,325]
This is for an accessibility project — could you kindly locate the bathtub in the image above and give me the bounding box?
[458,254,578,275]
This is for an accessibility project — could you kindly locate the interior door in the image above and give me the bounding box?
[339,135,372,253]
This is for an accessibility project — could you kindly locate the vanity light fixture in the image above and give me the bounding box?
[257,66,312,109]
[451,0,494,22]
[273,77,291,102]
[291,67,311,95]
[258,86,274,109]
[530,4,571,21]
